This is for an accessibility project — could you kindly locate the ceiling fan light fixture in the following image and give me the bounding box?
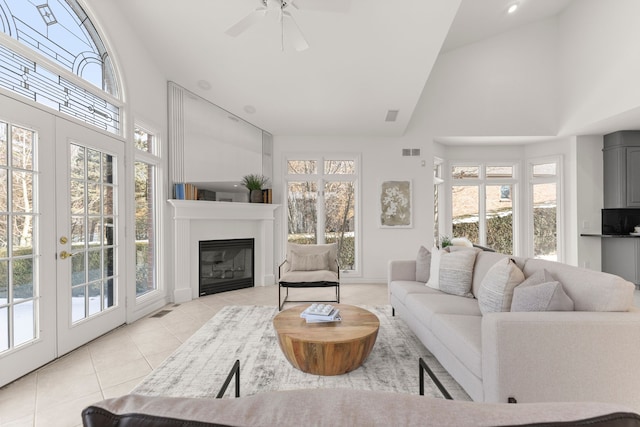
[226,0,310,51]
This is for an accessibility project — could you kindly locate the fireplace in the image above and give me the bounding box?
[199,238,254,296]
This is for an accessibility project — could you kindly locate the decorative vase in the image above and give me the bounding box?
[250,189,263,203]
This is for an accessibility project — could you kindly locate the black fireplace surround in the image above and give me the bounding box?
[199,238,254,296]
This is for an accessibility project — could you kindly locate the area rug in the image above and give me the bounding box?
[132,305,471,400]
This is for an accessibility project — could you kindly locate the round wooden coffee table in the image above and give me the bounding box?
[273,304,380,376]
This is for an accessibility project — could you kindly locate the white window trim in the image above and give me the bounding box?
[446,161,520,254]
[527,155,563,262]
[129,121,167,318]
[283,152,362,277]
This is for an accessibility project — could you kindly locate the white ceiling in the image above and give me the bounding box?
[111,0,573,137]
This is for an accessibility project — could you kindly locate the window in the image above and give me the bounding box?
[450,163,517,254]
[0,1,121,134]
[433,157,443,244]
[529,159,560,261]
[285,156,359,272]
[134,127,159,297]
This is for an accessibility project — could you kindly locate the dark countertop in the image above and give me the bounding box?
[581,233,640,238]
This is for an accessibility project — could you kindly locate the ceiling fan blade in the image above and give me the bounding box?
[282,11,309,51]
[225,8,267,37]
[291,0,350,13]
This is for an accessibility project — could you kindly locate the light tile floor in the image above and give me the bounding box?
[0,283,389,427]
[2,284,639,427]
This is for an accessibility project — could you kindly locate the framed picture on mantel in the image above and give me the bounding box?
[379,180,412,228]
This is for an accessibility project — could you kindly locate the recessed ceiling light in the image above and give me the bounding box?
[244,105,257,114]
[507,3,519,14]
[385,110,399,122]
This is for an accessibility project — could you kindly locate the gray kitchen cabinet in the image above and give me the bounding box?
[603,131,640,208]
[628,147,640,207]
[602,238,640,286]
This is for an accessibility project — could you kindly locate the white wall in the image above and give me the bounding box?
[273,136,432,282]
[271,12,600,282]
[558,0,640,135]
[83,0,171,320]
[574,136,604,270]
[417,18,560,137]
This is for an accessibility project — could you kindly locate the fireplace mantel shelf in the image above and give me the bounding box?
[168,200,280,221]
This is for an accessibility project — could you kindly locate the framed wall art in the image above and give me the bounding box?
[379,180,412,228]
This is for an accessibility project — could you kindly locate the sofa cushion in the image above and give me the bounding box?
[430,314,483,379]
[405,292,482,329]
[81,390,640,427]
[416,246,431,283]
[438,248,480,298]
[511,280,574,312]
[477,258,525,314]
[390,280,441,305]
[471,252,525,297]
[426,246,443,289]
[523,259,635,312]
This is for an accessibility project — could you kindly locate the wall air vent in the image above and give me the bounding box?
[385,110,399,122]
[402,148,421,157]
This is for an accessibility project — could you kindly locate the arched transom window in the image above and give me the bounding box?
[0,0,121,134]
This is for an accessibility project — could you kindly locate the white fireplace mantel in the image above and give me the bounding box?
[168,200,280,303]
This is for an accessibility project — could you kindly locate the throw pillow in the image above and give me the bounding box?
[438,249,479,298]
[289,251,329,271]
[426,246,444,289]
[451,237,474,247]
[477,258,525,314]
[511,272,574,312]
[415,246,431,283]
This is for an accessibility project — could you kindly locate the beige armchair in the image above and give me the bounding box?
[278,243,340,310]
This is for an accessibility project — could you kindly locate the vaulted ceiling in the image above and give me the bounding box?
[111,0,573,136]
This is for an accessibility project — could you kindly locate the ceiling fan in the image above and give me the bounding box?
[225,0,310,51]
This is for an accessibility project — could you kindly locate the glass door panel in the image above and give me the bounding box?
[0,96,57,387]
[56,118,124,355]
[324,181,355,269]
[287,181,318,244]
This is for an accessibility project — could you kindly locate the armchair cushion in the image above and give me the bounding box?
[280,270,339,284]
[290,251,329,271]
[287,243,339,273]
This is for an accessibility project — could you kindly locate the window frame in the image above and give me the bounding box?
[527,156,563,262]
[283,153,361,277]
[447,161,519,254]
[131,123,164,304]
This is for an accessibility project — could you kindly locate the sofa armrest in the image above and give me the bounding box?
[482,311,640,411]
[388,259,417,283]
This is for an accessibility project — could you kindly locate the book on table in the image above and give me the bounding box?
[300,304,341,323]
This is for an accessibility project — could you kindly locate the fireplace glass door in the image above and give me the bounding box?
[199,239,254,296]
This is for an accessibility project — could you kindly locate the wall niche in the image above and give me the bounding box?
[168,82,272,200]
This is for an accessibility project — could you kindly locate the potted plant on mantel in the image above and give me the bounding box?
[241,174,269,203]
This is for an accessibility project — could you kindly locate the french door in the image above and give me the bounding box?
[0,95,125,386]
[55,118,125,355]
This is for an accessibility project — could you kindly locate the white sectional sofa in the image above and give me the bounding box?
[388,248,640,411]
